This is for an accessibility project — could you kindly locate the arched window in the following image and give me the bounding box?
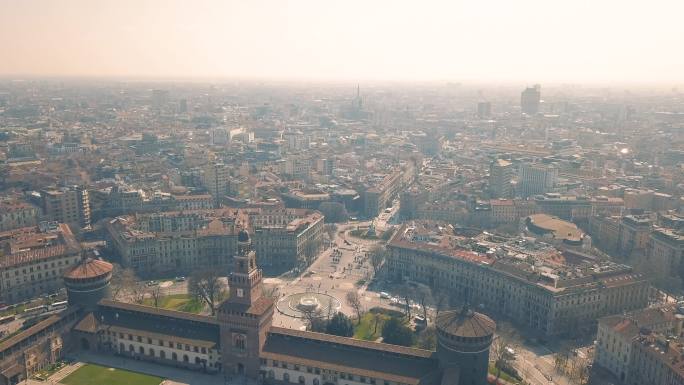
[313,379,320,385]
[119,343,125,353]
[129,344,134,352]
[160,350,166,359]
[195,357,201,365]
[172,352,178,361]
[139,346,145,355]
[299,375,305,384]
[234,334,246,350]
[283,373,290,382]
[149,348,155,357]
[183,355,189,363]
[268,370,275,379]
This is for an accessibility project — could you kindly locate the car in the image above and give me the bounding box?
[174,276,186,282]
[379,292,390,299]
[146,280,159,287]
[505,347,516,357]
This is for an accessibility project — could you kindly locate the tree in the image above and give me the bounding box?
[346,291,364,325]
[491,334,514,383]
[369,245,387,276]
[372,312,382,335]
[150,285,163,308]
[326,312,354,337]
[110,264,138,301]
[189,269,227,315]
[303,307,326,332]
[433,289,449,317]
[395,284,413,320]
[415,284,433,322]
[318,202,349,223]
[381,317,414,346]
[416,326,436,350]
[324,223,337,242]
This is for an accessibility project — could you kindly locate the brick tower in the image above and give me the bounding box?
[218,229,274,379]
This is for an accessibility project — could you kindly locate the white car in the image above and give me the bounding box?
[379,292,390,299]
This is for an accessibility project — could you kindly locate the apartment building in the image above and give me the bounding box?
[0,223,82,303]
[595,306,680,383]
[0,199,39,232]
[362,162,416,217]
[649,227,684,278]
[386,222,649,337]
[41,186,91,229]
[106,208,324,274]
[489,159,513,199]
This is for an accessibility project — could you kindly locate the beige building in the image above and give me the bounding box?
[386,222,649,337]
[363,162,416,217]
[595,306,680,383]
[648,227,684,278]
[106,208,324,274]
[41,186,91,229]
[0,223,82,303]
[489,159,513,199]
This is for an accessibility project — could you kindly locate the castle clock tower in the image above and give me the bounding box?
[218,229,274,379]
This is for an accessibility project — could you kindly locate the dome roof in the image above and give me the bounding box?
[238,229,250,243]
[436,308,495,338]
[64,258,113,280]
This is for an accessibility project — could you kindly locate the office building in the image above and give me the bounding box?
[41,186,91,229]
[518,163,558,198]
[489,159,513,198]
[521,85,541,115]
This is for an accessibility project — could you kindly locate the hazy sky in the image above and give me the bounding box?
[1,0,683,83]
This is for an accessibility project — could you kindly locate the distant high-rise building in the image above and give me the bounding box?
[518,163,557,197]
[41,186,91,229]
[178,98,188,113]
[489,159,513,198]
[521,84,541,115]
[202,163,231,205]
[151,89,169,110]
[477,101,491,118]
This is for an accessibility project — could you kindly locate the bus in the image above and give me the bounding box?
[22,305,48,317]
[48,301,68,311]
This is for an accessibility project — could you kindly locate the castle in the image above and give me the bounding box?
[1,229,496,385]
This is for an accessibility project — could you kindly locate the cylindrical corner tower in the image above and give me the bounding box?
[63,258,113,310]
[435,308,496,385]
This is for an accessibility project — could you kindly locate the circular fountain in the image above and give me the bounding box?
[277,292,342,318]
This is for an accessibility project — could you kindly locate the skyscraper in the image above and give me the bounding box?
[489,158,513,198]
[477,101,492,118]
[521,84,541,115]
[518,162,558,197]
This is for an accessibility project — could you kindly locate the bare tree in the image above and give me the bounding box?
[346,291,364,325]
[189,269,227,315]
[415,284,433,322]
[369,245,387,276]
[395,283,413,320]
[324,223,337,241]
[433,288,449,317]
[150,285,162,308]
[110,264,138,300]
[490,334,513,383]
[130,282,147,304]
[303,307,326,332]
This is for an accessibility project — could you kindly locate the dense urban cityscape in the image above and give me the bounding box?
[2,1,684,385]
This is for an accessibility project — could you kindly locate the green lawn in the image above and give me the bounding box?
[488,363,522,384]
[142,294,204,313]
[60,364,163,385]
